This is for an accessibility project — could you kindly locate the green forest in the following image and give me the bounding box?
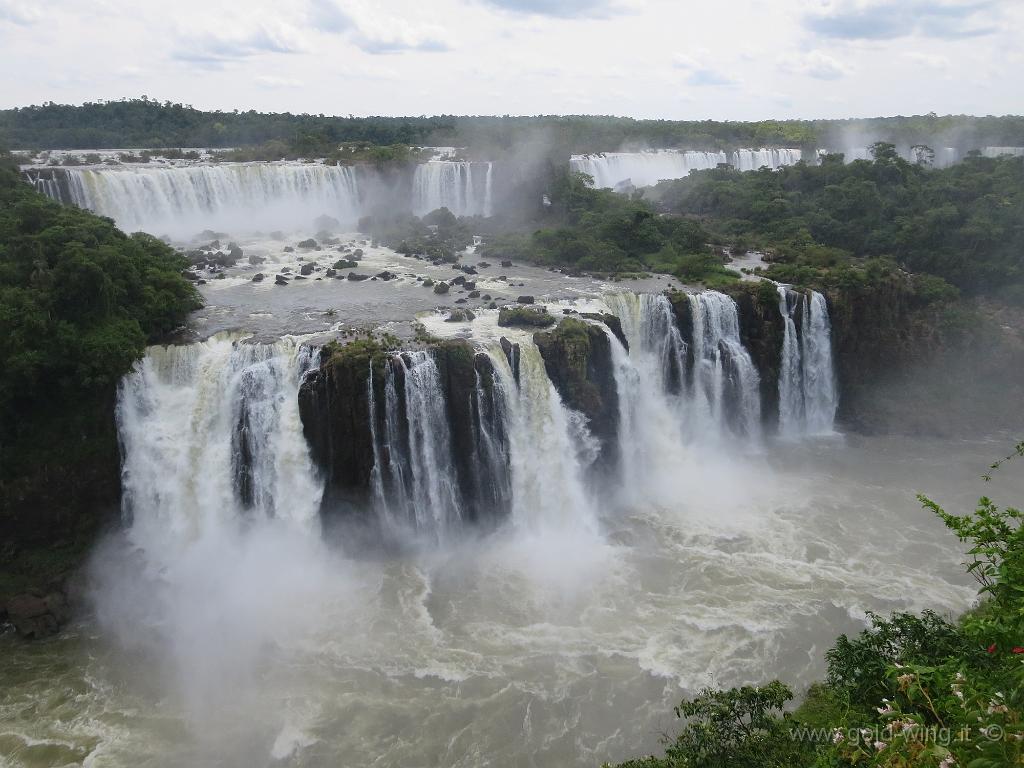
[475,144,1024,304]
[3,98,1024,156]
[0,150,200,585]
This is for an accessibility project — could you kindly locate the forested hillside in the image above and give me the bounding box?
[0,149,200,591]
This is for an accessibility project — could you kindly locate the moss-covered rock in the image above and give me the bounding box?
[498,306,556,328]
[534,318,618,469]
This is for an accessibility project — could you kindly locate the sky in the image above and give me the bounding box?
[0,0,1021,119]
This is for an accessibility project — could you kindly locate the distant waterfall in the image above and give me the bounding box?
[412,161,494,217]
[777,288,837,436]
[570,150,728,189]
[730,148,802,172]
[116,335,323,546]
[571,148,801,189]
[31,163,363,238]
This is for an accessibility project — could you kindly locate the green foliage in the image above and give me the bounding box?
[657,153,1024,298]
[0,148,201,542]
[605,682,815,768]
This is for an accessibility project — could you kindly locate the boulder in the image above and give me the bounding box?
[446,308,476,323]
[422,278,435,287]
[325,268,337,278]
[498,306,555,328]
[516,295,535,304]
[300,263,316,276]
[468,290,480,298]
[248,254,266,265]
[6,593,63,639]
[275,275,289,286]
[347,273,370,282]
[251,273,265,282]
[433,282,450,294]
[376,271,396,281]
[501,260,513,268]
[297,238,317,249]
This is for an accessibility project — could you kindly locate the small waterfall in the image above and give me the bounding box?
[777,287,803,433]
[688,292,762,440]
[370,351,465,538]
[485,342,596,534]
[412,161,494,217]
[116,335,323,546]
[776,288,837,436]
[35,162,363,237]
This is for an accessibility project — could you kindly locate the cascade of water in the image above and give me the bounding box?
[411,161,494,217]
[776,288,837,436]
[800,291,838,434]
[605,291,761,443]
[370,351,464,538]
[116,335,323,549]
[730,148,803,171]
[485,342,596,534]
[688,292,762,440]
[46,163,363,237]
[569,150,728,189]
[777,287,804,434]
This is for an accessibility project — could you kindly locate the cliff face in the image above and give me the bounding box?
[298,338,502,520]
[534,317,619,470]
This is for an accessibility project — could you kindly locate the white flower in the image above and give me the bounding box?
[939,756,956,768]
[874,740,887,751]
[831,729,844,744]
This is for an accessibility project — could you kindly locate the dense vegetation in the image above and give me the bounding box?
[479,171,736,285]
[0,149,200,589]
[4,98,1024,156]
[473,145,1024,302]
[608,443,1024,768]
[650,144,1024,301]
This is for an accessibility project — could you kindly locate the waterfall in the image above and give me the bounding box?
[730,148,802,172]
[412,161,494,217]
[370,351,465,538]
[604,291,760,444]
[485,342,596,534]
[34,162,363,238]
[570,150,728,189]
[688,292,762,440]
[116,335,323,547]
[777,288,837,436]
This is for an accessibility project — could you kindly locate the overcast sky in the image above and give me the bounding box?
[0,0,1020,119]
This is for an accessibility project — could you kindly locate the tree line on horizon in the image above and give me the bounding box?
[2,97,1024,156]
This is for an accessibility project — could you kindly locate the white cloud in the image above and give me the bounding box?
[804,0,1000,41]
[778,50,851,80]
[903,51,949,69]
[172,23,305,67]
[0,0,40,25]
[309,0,452,53]
[255,75,303,88]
